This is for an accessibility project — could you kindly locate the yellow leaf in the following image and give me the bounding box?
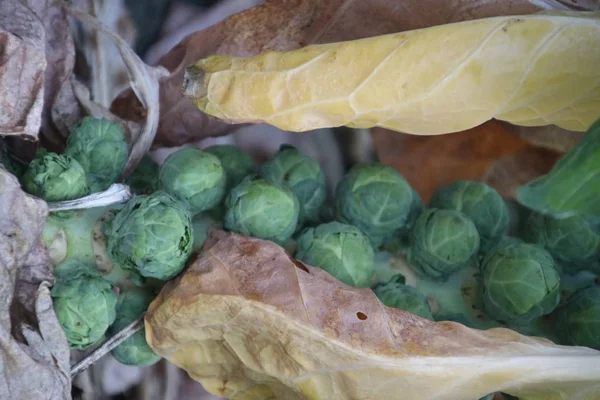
[145,230,600,400]
[184,12,600,135]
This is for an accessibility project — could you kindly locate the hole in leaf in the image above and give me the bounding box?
[356,312,368,320]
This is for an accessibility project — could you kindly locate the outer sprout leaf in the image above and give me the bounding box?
[146,230,600,400]
[517,119,600,220]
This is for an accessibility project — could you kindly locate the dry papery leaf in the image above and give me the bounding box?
[0,0,81,148]
[372,120,534,202]
[146,230,600,400]
[185,12,600,135]
[0,167,71,400]
[111,0,595,147]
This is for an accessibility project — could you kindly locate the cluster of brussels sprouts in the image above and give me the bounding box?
[19,117,598,371]
[20,117,129,201]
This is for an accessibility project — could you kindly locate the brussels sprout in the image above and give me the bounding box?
[22,152,89,201]
[480,242,560,323]
[105,191,193,280]
[335,163,418,247]
[522,212,600,275]
[224,175,299,244]
[479,394,494,400]
[408,209,480,281]
[64,117,128,192]
[125,155,159,194]
[109,287,161,366]
[373,274,433,320]
[51,261,117,349]
[430,181,509,252]
[158,147,227,215]
[260,145,327,225]
[555,286,600,350]
[204,144,255,190]
[295,221,374,288]
[516,118,600,220]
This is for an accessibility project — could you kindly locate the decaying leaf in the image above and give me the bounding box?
[0,0,83,147]
[0,167,71,399]
[146,230,600,400]
[482,146,562,198]
[185,12,600,135]
[112,0,592,147]
[372,121,532,202]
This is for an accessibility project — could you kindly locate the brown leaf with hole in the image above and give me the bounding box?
[110,0,594,147]
[145,230,600,400]
[372,121,535,203]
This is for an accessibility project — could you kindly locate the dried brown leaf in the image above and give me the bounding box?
[372,121,531,202]
[0,167,71,399]
[0,0,83,148]
[482,145,562,198]
[146,230,600,400]
[509,124,587,153]
[111,0,596,147]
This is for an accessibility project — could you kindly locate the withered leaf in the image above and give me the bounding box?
[146,230,600,400]
[111,0,592,147]
[0,167,71,399]
[0,0,82,148]
[372,121,532,202]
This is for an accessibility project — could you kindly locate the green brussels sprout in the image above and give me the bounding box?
[430,181,509,252]
[408,209,480,281]
[516,118,600,221]
[158,147,227,215]
[522,212,600,275]
[224,175,299,244]
[22,151,89,201]
[479,394,495,400]
[335,163,419,247]
[295,221,374,288]
[260,145,327,225]
[105,191,193,280]
[204,145,255,190]
[555,286,600,350]
[64,117,128,192]
[125,155,159,194]
[373,274,433,320]
[480,242,560,323]
[109,287,161,366]
[51,261,117,350]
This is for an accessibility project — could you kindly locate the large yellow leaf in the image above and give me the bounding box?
[145,230,600,400]
[184,12,600,135]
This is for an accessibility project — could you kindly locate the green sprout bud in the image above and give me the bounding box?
[105,191,193,280]
[373,274,433,320]
[295,221,374,288]
[109,287,161,366]
[480,242,560,324]
[430,181,509,252]
[204,145,255,191]
[64,117,128,192]
[522,212,600,275]
[51,261,117,350]
[335,163,419,247]
[224,175,299,244]
[555,286,600,350]
[125,155,159,194]
[408,209,480,281]
[260,145,327,226]
[158,147,227,215]
[22,152,89,201]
